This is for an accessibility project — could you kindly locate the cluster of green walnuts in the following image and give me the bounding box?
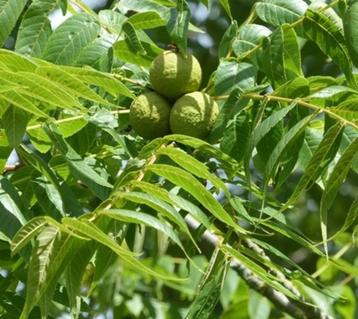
[129,50,219,140]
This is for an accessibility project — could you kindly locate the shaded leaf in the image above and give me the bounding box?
[166,0,190,55]
[0,0,27,46]
[215,61,256,95]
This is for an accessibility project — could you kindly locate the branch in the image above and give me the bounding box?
[213,93,358,130]
[184,215,332,319]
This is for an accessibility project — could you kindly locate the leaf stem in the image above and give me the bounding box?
[113,74,148,88]
[26,110,130,131]
[213,93,358,130]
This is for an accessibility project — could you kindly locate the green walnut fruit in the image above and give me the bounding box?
[129,92,171,139]
[149,50,202,99]
[170,92,219,139]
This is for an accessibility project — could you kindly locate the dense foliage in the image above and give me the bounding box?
[0,0,357,318]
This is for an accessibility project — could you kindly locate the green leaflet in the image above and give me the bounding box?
[130,181,214,232]
[222,245,299,300]
[20,226,61,319]
[127,11,165,30]
[18,145,84,217]
[218,21,238,58]
[0,49,38,71]
[186,249,226,319]
[10,216,88,256]
[100,208,191,257]
[62,217,181,281]
[255,0,307,26]
[166,0,190,55]
[219,0,232,21]
[0,176,28,241]
[0,0,27,46]
[0,70,83,109]
[245,103,296,181]
[262,25,302,87]
[15,0,59,57]
[113,191,198,249]
[344,0,358,67]
[265,114,314,186]
[59,65,134,98]
[2,105,28,147]
[43,13,101,65]
[320,137,358,250]
[44,123,112,200]
[303,9,356,88]
[122,21,146,55]
[64,242,94,316]
[147,164,247,234]
[286,122,344,207]
[155,147,228,192]
[220,112,250,163]
[214,60,256,95]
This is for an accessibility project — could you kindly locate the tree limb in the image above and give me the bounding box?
[184,214,332,319]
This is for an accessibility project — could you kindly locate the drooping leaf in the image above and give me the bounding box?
[44,124,112,200]
[0,70,83,110]
[244,103,296,180]
[219,0,233,20]
[20,226,60,319]
[64,242,94,314]
[320,137,358,245]
[186,250,226,319]
[122,21,146,55]
[218,21,238,58]
[265,114,314,185]
[155,147,227,191]
[130,180,214,232]
[223,246,299,300]
[303,9,356,88]
[343,0,358,67]
[2,105,28,147]
[147,164,247,234]
[221,112,250,163]
[100,208,189,256]
[166,0,190,55]
[0,0,27,47]
[18,144,84,217]
[0,176,28,241]
[115,191,196,245]
[262,25,302,87]
[62,217,180,281]
[286,122,344,207]
[0,49,38,72]
[162,134,240,175]
[60,65,134,98]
